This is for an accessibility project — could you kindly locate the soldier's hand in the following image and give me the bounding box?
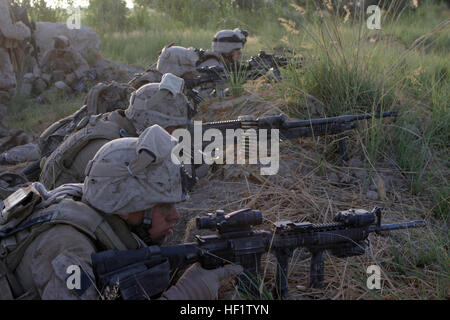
[160,263,243,300]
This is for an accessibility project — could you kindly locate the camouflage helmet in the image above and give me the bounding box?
[212,28,248,54]
[125,73,190,134]
[53,35,70,49]
[82,125,183,215]
[157,46,200,77]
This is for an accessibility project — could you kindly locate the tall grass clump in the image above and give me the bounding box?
[277,3,448,159]
[275,5,410,166]
[393,73,449,218]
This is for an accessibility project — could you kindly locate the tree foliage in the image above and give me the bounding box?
[84,0,128,33]
[15,0,72,22]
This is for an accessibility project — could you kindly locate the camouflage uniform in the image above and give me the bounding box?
[199,28,247,68]
[196,28,248,98]
[129,45,200,90]
[0,82,133,197]
[37,35,89,93]
[39,73,190,189]
[0,0,31,130]
[0,126,242,299]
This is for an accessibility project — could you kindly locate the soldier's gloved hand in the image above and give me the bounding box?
[160,263,243,300]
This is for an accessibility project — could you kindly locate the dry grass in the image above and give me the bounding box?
[177,91,448,300]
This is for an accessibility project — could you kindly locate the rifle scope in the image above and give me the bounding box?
[333,209,377,226]
[196,208,263,231]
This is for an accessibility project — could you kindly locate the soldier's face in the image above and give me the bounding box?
[231,49,242,62]
[182,71,196,80]
[148,203,180,240]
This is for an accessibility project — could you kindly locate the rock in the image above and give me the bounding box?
[94,58,144,83]
[34,22,100,64]
[54,81,73,94]
[366,190,379,201]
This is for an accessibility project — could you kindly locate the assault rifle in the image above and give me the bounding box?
[91,207,426,300]
[184,51,302,92]
[184,66,225,90]
[230,50,303,81]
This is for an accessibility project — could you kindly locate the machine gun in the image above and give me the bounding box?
[91,207,426,300]
[194,110,398,140]
[180,110,398,188]
[244,50,289,80]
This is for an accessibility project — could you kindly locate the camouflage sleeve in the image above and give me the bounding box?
[18,224,100,300]
[198,58,223,69]
[71,51,90,79]
[0,0,30,41]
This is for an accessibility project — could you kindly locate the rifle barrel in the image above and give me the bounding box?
[283,111,398,129]
[369,220,427,232]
